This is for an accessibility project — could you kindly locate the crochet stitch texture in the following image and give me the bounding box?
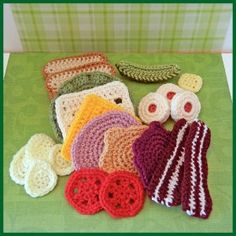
[71,111,140,170]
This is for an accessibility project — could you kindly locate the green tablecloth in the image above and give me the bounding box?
[4,53,232,232]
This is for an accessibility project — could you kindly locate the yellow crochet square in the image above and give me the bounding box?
[62,94,127,161]
[178,73,203,93]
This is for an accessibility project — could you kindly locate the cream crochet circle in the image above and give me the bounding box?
[138,93,170,124]
[171,91,201,122]
[48,144,73,176]
[24,160,58,198]
[156,83,183,104]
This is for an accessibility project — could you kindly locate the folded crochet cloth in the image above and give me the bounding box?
[181,120,212,219]
[55,81,135,139]
[61,95,136,161]
[147,119,190,207]
[49,72,120,142]
[42,52,107,78]
[99,125,147,173]
[71,111,141,170]
[46,63,116,99]
[132,122,171,188]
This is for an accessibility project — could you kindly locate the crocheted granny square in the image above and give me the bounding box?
[24,160,58,198]
[50,72,120,142]
[46,63,116,99]
[48,144,73,176]
[99,125,147,173]
[181,120,212,219]
[132,121,171,188]
[42,52,107,78]
[178,73,203,93]
[56,81,135,139]
[99,171,144,218]
[65,169,108,215]
[148,119,190,207]
[9,145,27,185]
[61,95,129,161]
[71,111,140,170]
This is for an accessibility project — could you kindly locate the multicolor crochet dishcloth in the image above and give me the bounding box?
[132,121,171,188]
[42,52,107,78]
[55,81,135,139]
[46,63,116,99]
[71,111,141,170]
[99,125,147,174]
[49,72,120,142]
[61,94,137,161]
[116,61,181,83]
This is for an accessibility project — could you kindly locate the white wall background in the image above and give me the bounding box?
[4,3,232,53]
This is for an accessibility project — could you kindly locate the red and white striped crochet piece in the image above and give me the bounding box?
[148,119,190,207]
[181,120,212,219]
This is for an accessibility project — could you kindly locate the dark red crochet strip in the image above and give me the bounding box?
[147,119,189,207]
[181,121,212,219]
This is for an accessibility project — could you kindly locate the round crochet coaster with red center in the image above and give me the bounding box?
[99,171,144,218]
[64,168,108,215]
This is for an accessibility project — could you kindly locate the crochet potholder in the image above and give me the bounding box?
[46,63,116,99]
[181,120,212,219]
[148,119,189,207]
[71,111,140,170]
[24,160,58,198]
[116,61,181,83]
[48,144,73,176]
[99,125,147,173]
[64,169,108,215]
[138,92,170,124]
[56,81,135,139]
[99,171,144,218]
[50,72,120,142]
[24,133,56,166]
[42,52,107,78]
[171,91,201,122]
[178,73,203,93]
[9,145,27,185]
[132,121,171,188]
[156,83,184,104]
[61,95,127,161]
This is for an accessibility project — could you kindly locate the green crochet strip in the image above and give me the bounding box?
[50,72,120,142]
[115,61,181,83]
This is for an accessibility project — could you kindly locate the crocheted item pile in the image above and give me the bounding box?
[46,63,116,98]
[116,61,181,83]
[132,122,171,188]
[50,72,120,142]
[99,125,147,173]
[138,92,170,124]
[65,169,108,215]
[71,111,141,170]
[9,133,73,197]
[56,81,135,139]
[178,73,203,93]
[99,171,144,218]
[61,95,128,161]
[42,52,107,78]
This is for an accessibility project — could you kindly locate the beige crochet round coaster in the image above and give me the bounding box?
[48,144,73,176]
[138,93,170,124]
[24,160,58,198]
[171,91,201,122]
[9,145,28,185]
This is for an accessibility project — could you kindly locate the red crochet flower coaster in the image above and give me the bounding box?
[99,171,144,218]
[64,168,108,215]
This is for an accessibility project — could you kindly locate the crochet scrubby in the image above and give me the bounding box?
[50,72,120,142]
[99,125,147,174]
[116,60,181,83]
[71,111,140,170]
[56,81,135,139]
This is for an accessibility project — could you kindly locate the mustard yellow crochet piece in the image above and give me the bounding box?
[99,125,147,173]
[178,73,203,93]
[61,94,138,161]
